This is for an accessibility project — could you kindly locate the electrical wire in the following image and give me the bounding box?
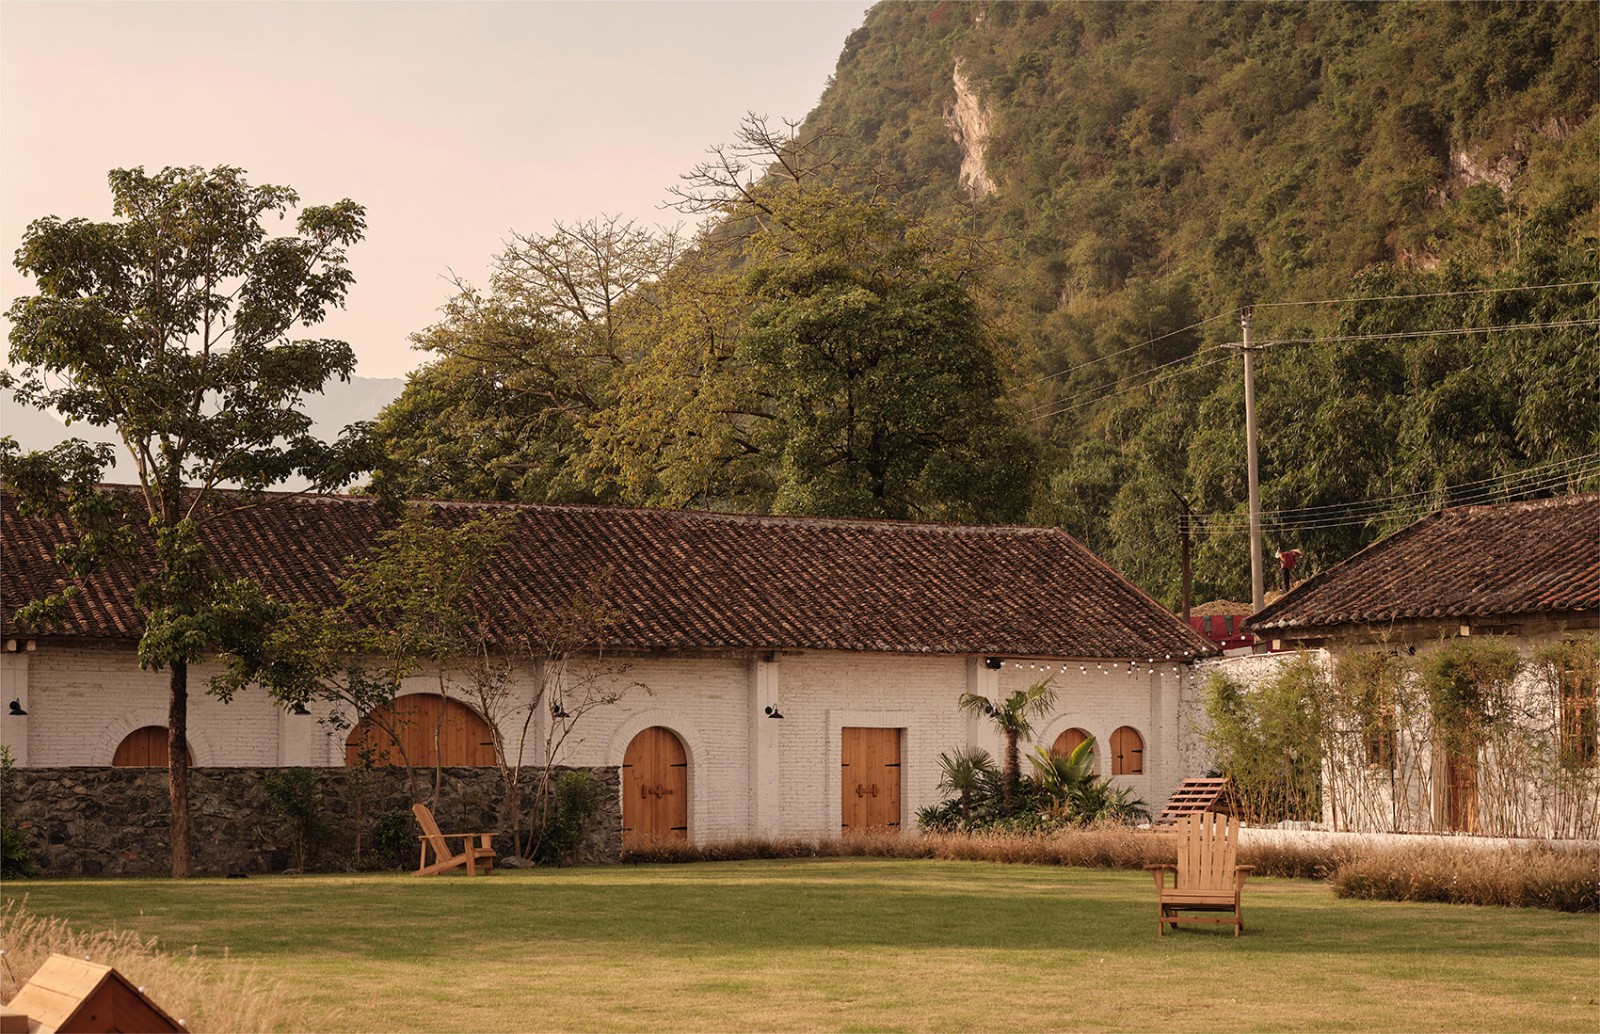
[1250,317,1600,350]
[1031,347,1230,419]
[1253,279,1600,311]
[1021,310,1236,390]
[1186,460,1600,532]
[1181,455,1600,534]
[1017,280,1597,401]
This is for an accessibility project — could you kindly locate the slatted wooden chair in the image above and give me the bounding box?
[412,803,496,877]
[1145,811,1254,936]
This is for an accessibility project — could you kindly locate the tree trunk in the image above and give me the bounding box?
[1003,730,1020,810]
[168,659,193,878]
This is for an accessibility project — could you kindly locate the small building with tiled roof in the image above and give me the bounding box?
[2,488,1216,847]
[1248,493,1600,646]
[1242,493,1599,838]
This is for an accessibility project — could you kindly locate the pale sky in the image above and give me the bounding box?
[1,0,872,379]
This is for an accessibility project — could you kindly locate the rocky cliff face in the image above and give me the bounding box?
[944,59,996,199]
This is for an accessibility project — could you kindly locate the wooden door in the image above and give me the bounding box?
[841,727,901,834]
[622,726,688,849]
[1445,750,1479,833]
[1110,726,1144,775]
[112,726,193,767]
[344,695,497,767]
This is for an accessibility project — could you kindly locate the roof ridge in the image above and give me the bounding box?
[87,483,1078,538]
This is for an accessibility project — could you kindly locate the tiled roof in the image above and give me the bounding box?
[1248,493,1600,635]
[2,489,1215,660]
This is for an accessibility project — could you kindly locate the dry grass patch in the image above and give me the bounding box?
[1,898,307,1033]
[627,826,1598,909]
[1332,841,1600,911]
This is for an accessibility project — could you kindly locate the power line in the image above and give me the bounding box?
[1031,347,1230,419]
[1187,461,1600,533]
[1249,317,1600,350]
[1181,455,1600,534]
[1018,280,1597,401]
[1254,279,1600,312]
[1190,453,1600,525]
[1022,310,1235,390]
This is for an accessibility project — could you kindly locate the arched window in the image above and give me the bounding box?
[1110,726,1144,775]
[1051,727,1097,773]
[345,695,497,767]
[112,726,193,767]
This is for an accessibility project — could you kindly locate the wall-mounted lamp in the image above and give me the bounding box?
[8,700,27,717]
[763,705,785,719]
[551,700,571,719]
[983,657,1004,670]
[288,702,311,716]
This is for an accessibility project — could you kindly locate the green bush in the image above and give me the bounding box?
[262,768,329,872]
[366,809,416,871]
[533,771,606,865]
[0,747,35,879]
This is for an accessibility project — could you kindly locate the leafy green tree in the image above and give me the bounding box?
[958,677,1058,809]
[741,187,1036,521]
[1,166,369,877]
[373,217,679,504]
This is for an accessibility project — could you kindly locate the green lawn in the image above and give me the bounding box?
[6,858,1597,1032]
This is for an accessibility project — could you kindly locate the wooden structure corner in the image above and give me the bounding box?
[4,953,184,1033]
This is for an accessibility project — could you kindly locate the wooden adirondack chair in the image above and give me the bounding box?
[412,803,496,877]
[1145,811,1254,936]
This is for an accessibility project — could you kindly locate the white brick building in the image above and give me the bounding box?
[3,491,1216,842]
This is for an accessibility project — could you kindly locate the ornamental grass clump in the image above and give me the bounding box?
[1331,842,1599,912]
[1,899,305,1033]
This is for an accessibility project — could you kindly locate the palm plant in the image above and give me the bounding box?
[1028,740,1150,824]
[936,746,998,824]
[958,677,1057,809]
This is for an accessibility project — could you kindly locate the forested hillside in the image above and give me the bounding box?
[375,0,1599,608]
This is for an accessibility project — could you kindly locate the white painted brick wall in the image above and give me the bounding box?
[14,642,1203,839]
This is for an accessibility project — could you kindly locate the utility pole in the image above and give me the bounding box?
[1170,489,1194,624]
[1241,307,1265,613]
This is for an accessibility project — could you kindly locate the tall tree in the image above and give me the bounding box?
[1,165,369,877]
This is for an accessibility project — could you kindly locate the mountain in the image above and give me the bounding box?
[371,0,1599,607]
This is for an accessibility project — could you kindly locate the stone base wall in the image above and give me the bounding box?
[5,766,621,876]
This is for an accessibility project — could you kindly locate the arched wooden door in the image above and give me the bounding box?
[1110,726,1144,775]
[112,726,193,767]
[1052,727,1096,772]
[344,695,497,767]
[622,727,688,849]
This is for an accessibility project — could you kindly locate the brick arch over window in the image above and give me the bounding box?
[1110,725,1145,776]
[344,694,497,767]
[112,726,193,768]
[1051,727,1098,774]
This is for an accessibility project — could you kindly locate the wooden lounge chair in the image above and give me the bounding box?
[412,803,496,876]
[1145,811,1254,936]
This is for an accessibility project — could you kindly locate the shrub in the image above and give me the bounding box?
[1,746,36,879]
[1,899,304,1032]
[1331,842,1599,912]
[533,770,606,864]
[366,808,416,871]
[261,768,329,872]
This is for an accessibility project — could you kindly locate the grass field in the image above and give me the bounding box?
[5,858,1597,1032]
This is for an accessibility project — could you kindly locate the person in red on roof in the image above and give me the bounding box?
[1277,548,1301,591]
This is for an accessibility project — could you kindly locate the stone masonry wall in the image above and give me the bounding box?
[5,765,620,876]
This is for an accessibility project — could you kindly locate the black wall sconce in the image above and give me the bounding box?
[288,702,311,716]
[983,657,1004,670]
[8,700,27,717]
[551,700,571,719]
[764,705,784,719]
